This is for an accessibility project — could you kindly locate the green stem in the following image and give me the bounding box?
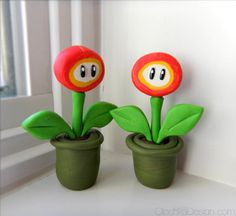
[150,96,164,143]
[72,91,85,138]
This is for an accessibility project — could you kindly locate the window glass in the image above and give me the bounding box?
[0,1,28,98]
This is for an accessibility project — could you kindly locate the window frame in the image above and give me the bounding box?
[1,0,53,131]
[0,0,72,193]
[0,0,100,193]
[0,0,17,97]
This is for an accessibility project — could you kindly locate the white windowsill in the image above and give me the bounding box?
[1,151,236,216]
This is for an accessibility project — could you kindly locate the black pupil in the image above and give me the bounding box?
[160,69,166,80]
[149,68,155,80]
[80,65,85,78]
[91,65,96,77]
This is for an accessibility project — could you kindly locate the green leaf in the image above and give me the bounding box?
[110,105,152,141]
[81,102,117,136]
[157,104,204,143]
[22,110,75,140]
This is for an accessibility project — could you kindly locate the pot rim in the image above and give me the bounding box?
[50,129,103,150]
[126,133,183,156]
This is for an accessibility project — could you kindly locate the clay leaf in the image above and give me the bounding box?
[110,105,152,141]
[81,102,117,136]
[22,110,75,140]
[156,104,204,143]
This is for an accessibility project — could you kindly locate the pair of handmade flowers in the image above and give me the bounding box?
[55,46,181,97]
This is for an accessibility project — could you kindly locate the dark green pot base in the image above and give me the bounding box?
[126,134,184,189]
[51,129,103,190]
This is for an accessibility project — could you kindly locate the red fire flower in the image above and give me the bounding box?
[54,46,105,92]
[132,52,182,97]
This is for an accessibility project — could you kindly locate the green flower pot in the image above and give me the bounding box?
[126,133,184,189]
[50,129,103,190]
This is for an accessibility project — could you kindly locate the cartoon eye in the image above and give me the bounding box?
[160,68,166,80]
[80,65,86,78]
[70,61,102,88]
[149,68,155,80]
[141,64,171,89]
[91,65,96,77]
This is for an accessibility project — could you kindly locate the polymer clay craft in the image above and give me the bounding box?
[111,52,204,188]
[132,52,182,97]
[54,46,105,92]
[22,46,116,190]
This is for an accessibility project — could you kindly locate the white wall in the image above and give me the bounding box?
[100,1,236,187]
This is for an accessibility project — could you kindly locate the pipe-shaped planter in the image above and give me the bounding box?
[126,134,183,189]
[51,130,103,190]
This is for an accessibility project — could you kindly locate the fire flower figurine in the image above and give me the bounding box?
[111,52,204,189]
[22,46,116,190]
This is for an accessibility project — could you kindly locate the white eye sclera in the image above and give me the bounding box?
[73,62,100,83]
[142,64,171,88]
